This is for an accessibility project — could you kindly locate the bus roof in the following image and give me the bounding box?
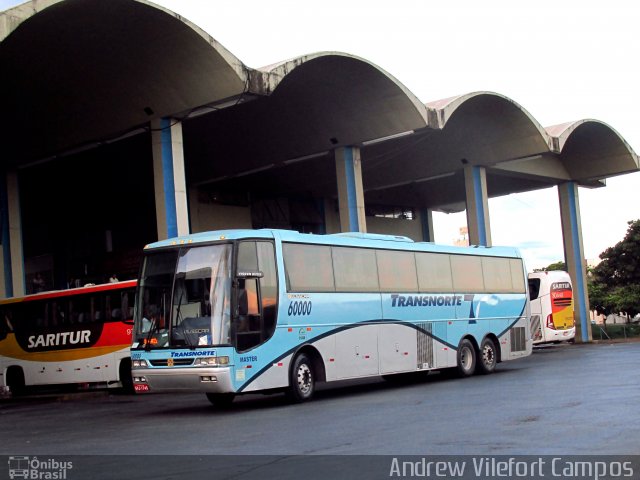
[144,229,523,259]
[0,280,137,305]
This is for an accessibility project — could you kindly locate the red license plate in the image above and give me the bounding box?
[134,384,150,392]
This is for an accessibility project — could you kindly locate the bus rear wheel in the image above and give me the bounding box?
[206,392,235,408]
[289,353,315,403]
[476,337,497,374]
[456,339,476,377]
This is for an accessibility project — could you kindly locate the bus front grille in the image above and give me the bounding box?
[149,359,195,367]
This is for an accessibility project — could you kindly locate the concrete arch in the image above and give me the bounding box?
[0,0,249,165]
[426,92,551,164]
[256,51,429,145]
[547,120,639,181]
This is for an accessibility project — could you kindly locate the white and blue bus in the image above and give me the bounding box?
[131,229,531,406]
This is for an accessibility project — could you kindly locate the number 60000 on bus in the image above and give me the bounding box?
[131,229,532,406]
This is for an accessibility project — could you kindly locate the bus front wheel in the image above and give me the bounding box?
[6,367,25,397]
[206,392,235,408]
[476,337,497,374]
[456,339,476,377]
[289,353,315,402]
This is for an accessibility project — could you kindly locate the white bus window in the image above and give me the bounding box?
[416,252,453,292]
[482,257,513,293]
[283,243,335,292]
[451,255,484,292]
[510,259,526,293]
[333,247,379,292]
[376,250,418,292]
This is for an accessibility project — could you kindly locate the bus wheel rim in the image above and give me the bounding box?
[482,344,494,366]
[297,364,312,394]
[461,346,472,370]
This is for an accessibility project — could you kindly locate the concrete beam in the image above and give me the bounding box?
[152,118,190,240]
[464,165,492,246]
[558,182,592,342]
[335,146,367,232]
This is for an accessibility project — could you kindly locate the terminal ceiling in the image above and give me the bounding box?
[1,0,638,214]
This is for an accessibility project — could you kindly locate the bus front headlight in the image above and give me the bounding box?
[132,359,149,368]
[194,356,229,367]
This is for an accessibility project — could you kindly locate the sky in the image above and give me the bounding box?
[2,0,639,270]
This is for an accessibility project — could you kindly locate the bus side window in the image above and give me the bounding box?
[528,279,541,300]
[0,308,9,340]
[93,293,106,323]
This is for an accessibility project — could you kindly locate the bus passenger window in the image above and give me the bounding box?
[528,278,541,300]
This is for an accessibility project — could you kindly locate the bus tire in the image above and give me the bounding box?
[206,392,235,408]
[456,339,476,377]
[7,367,25,397]
[288,353,315,403]
[119,358,134,393]
[477,337,497,374]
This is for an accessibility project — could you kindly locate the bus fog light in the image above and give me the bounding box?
[200,376,217,382]
[133,376,147,383]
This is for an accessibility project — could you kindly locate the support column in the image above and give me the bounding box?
[1,171,24,297]
[463,165,492,246]
[151,118,190,240]
[334,146,366,233]
[558,182,592,343]
[419,208,435,242]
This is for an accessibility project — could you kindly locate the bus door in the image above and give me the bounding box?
[233,241,278,353]
[528,277,543,342]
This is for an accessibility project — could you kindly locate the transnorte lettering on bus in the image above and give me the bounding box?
[27,330,91,348]
[391,294,463,307]
[170,350,217,358]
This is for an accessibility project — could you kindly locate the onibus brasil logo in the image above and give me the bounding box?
[8,456,73,479]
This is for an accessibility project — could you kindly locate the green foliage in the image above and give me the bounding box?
[589,220,640,316]
[534,261,567,272]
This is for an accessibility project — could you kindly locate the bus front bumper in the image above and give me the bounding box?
[131,366,234,394]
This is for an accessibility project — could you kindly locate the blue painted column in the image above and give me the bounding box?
[463,165,492,246]
[151,118,190,240]
[419,208,435,242]
[558,182,592,342]
[0,171,12,297]
[0,170,24,297]
[334,146,367,233]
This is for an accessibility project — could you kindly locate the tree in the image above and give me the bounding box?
[588,219,640,317]
[534,261,566,272]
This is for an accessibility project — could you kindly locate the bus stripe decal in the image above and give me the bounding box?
[236,312,525,392]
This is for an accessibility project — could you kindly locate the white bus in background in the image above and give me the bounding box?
[528,271,575,344]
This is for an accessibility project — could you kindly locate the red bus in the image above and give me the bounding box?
[0,280,136,395]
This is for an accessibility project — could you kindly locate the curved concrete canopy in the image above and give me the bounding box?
[258,51,428,137]
[0,0,249,166]
[547,120,639,181]
[184,52,429,185]
[1,0,638,215]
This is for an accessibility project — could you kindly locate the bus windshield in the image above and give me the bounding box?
[135,244,232,349]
